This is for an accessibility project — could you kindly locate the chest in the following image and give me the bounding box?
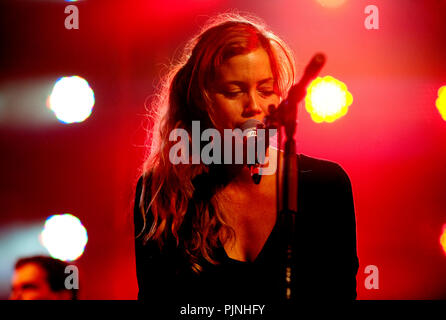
[218,184,277,262]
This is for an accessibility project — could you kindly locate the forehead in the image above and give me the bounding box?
[13,263,47,285]
[216,48,273,83]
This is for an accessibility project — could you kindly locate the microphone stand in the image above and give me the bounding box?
[264,53,326,302]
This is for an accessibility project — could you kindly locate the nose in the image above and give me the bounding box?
[242,91,263,118]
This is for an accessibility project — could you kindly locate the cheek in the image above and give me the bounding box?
[212,96,240,127]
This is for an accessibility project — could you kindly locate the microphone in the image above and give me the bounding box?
[286,53,326,106]
[239,119,268,184]
[265,53,326,135]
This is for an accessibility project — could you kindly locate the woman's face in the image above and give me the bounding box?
[211,47,280,130]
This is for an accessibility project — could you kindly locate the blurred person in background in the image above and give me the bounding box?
[9,255,77,300]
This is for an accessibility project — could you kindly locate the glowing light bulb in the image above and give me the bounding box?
[305,75,353,123]
[435,85,446,122]
[40,214,88,261]
[48,76,95,124]
[316,0,347,8]
[440,224,446,256]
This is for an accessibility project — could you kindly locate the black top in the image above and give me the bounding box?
[134,154,359,305]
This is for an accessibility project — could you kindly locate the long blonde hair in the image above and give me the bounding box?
[137,13,296,273]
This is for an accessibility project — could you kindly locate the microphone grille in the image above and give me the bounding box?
[239,119,265,131]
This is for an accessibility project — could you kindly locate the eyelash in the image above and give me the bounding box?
[259,90,275,97]
[223,91,241,98]
[223,90,275,98]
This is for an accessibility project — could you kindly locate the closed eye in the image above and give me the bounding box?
[222,91,243,98]
[22,283,38,290]
[258,86,277,97]
[258,90,275,97]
